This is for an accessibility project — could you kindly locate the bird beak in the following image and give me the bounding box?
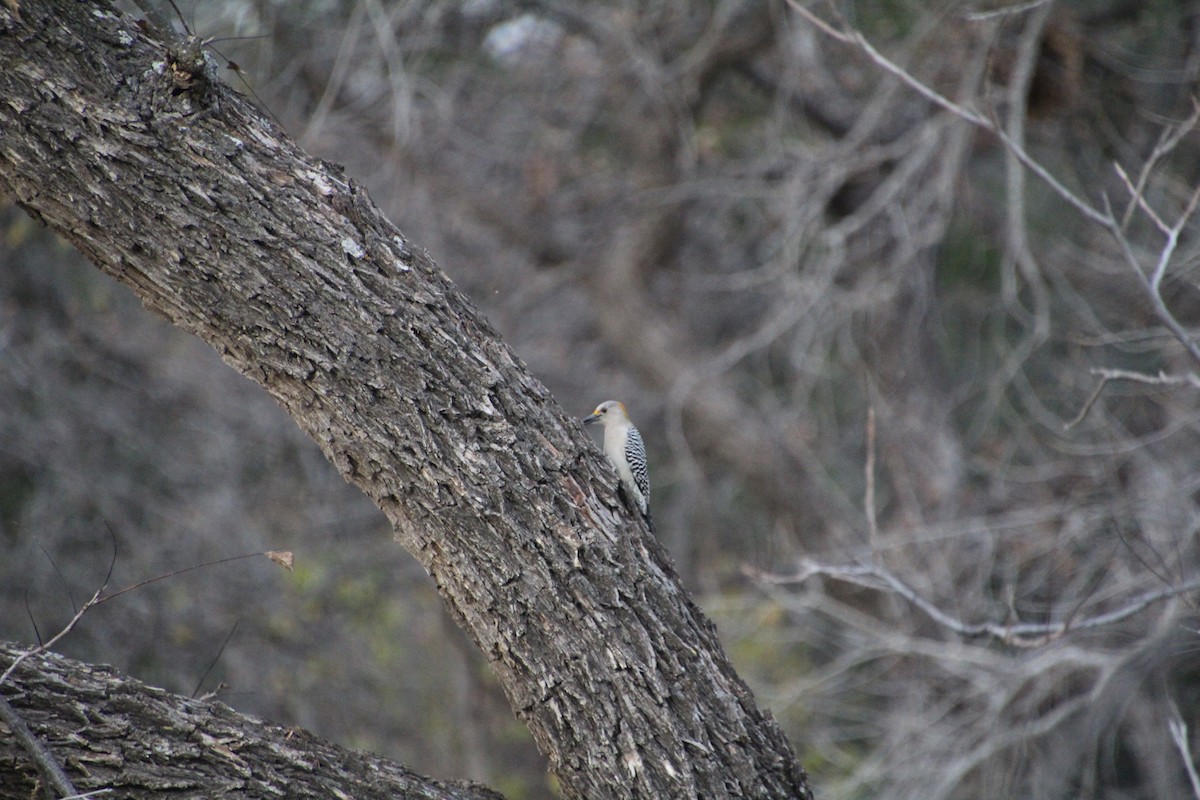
[582,412,600,425]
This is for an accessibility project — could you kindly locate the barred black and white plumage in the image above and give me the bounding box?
[583,400,653,531]
[624,424,650,513]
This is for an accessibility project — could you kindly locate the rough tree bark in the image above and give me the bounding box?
[0,2,812,798]
[0,642,505,799]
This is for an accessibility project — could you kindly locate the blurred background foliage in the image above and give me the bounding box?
[4,1,1200,798]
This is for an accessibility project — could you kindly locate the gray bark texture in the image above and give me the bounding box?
[0,2,813,798]
[0,641,505,799]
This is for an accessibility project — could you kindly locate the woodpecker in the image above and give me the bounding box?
[583,400,652,530]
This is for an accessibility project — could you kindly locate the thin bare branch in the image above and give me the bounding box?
[1118,98,1200,229]
[757,558,1200,647]
[1092,367,1200,388]
[1169,704,1200,800]
[1152,180,1200,293]
[97,551,281,604]
[1065,367,1200,430]
[192,620,240,699]
[1114,162,1170,234]
[965,0,1052,23]
[1101,196,1200,367]
[0,588,103,687]
[864,405,878,553]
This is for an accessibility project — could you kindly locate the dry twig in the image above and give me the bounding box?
[757,558,1200,647]
[1169,704,1200,800]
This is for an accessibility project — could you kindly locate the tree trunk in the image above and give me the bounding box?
[0,2,812,798]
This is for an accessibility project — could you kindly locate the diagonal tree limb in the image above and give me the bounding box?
[0,640,503,800]
[0,2,811,797]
